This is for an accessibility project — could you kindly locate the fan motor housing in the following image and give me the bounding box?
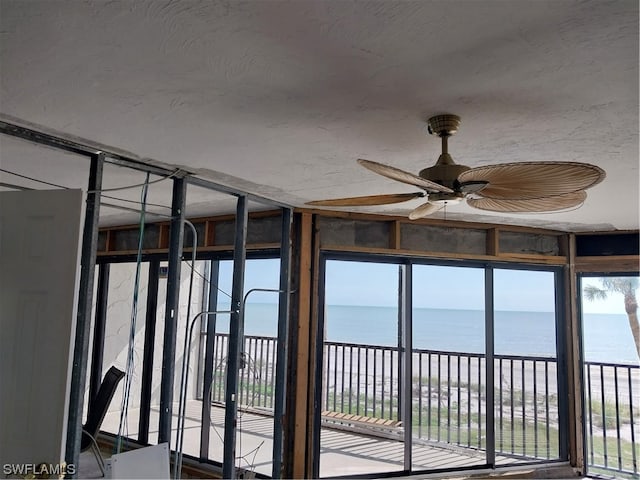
[419,154,470,190]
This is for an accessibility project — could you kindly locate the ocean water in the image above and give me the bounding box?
[215,303,639,364]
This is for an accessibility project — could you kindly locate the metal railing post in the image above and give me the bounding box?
[400,264,412,469]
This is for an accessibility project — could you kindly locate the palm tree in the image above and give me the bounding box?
[583,277,639,359]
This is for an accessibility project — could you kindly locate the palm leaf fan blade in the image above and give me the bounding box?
[458,162,605,200]
[467,190,587,212]
[409,202,442,219]
[306,192,424,207]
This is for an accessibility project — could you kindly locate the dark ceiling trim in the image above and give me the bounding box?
[186,174,290,208]
[0,119,174,176]
[0,119,292,209]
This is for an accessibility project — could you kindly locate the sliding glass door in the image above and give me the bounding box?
[315,256,568,477]
[411,265,487,471]
[319,259,404,477]
[493,269,562,465]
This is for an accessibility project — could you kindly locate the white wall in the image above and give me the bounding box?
[90,260,207,423]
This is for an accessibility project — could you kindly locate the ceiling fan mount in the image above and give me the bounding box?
[307,113,606,220]
[420,114,472,195]
[426,114,461,137]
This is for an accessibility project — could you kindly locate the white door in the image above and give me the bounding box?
[0,189,84,470]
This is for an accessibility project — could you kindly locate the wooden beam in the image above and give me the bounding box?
[104,230,113,253]
[307,215,321,478]
[95,243,282,257]
[389,220,401,250]
[292,212,313,478]
[565,234,584,472]
[558,233,570,258]
[487,227,499,256]
[299,207,566,235]
[159,223,170,249]
[321,245,567,265]
[205,220,215,247]
[574,255,640,273]
[497,252,568,264]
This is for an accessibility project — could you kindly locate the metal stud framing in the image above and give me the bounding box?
[0,120,289,208]
[159,178,187,445]
[0,120,295,479]
[139,259,161,445]
[223,195,248,479]
[272,208,293,478]
[200,260,220,460]
[65,153,104,477]
[89,263,110,409]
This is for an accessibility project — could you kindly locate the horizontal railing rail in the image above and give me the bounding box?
[203,333,637,475]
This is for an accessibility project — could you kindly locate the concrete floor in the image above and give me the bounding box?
[91,401,521,478]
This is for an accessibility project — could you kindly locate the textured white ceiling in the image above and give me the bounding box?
[0,0,638,231]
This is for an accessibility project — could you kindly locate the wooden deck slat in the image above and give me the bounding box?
[321,410,401,429]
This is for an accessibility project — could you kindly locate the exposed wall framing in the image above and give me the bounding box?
[312,211,569,265]
[97,210,283,256]
[573,231,640,273]
[290,212,317,479]
[0,120,294,480]
[289,211,638,477]
[99,210,574,265]
[565,234,583,472]
[97,212,639,276]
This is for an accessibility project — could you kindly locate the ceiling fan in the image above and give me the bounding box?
[307,114,605,220]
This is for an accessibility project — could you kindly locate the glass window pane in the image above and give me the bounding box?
[493,269,559,464]
[320,260,403,477]
[412,265,486,470]
[580,275,639,477]
[204,258,281,476]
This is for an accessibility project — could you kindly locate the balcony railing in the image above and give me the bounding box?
[209,333,278,410]
[205,333,638,477]
[584,361,639,478]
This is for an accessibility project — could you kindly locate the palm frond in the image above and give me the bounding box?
[583,285,608,301]
[600,277,639,296]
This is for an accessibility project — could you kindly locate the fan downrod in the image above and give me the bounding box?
[427,114,461,137]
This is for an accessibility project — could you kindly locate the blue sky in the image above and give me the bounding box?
[217,258,635,315]
[325,261,558,312]
[580,277,633,315]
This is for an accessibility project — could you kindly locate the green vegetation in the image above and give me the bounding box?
[322,383,638,477]
[588,399,640,429]
[325,390,399,421]
[588,435,639,480]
